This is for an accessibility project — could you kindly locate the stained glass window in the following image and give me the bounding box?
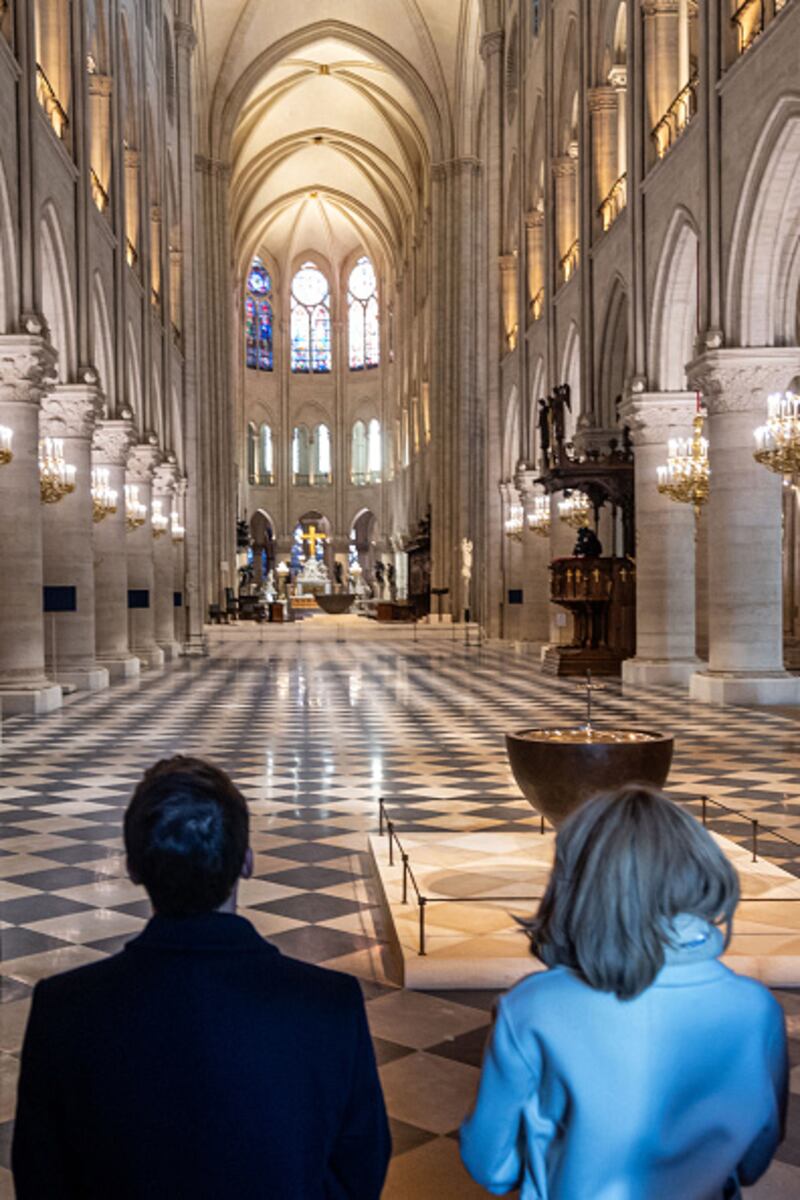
[245,258,273,371]
[367,418,382,481]
[348,256,379,370]
[313,423,332,481]
[291,263,332,373]
[351,420,367,484]
[259,423,273,484]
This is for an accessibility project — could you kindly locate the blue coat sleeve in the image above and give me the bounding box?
[737,1002,790,1187]
[460,997,540,1195]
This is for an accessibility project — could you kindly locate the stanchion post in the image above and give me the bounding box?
[379,799,384,837]
[540,814,545,836]
[701,795,707,827]
[402,853,409,904]
[752,819,759,863]
[387,820,394,867]
[418,896,427,956]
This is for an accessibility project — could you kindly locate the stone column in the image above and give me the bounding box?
[608,65,628,179]
[40,385,109,691]
[0,336,62,714]
[588,85,618,214]
[516,467,551,643]
[620,392,702,687]
[126,443,165,669]
[688,349,800,705]
[152,463,181,660]
[172,477,188,646]
[525,211,545,320]
[92,418,140,678]
[499,254,518,353]
[643,1,681,140]
[553,156,578,277]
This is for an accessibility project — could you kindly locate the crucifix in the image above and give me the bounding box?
[301,524,327,558]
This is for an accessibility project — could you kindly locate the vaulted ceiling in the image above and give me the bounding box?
[194,1,485,281]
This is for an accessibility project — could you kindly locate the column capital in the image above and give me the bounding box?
[588,86,617,113]
[194,155,231,180]
[174,20,197,55]
[479,30,504,62]
[525,208,545,229]
[498,253,518,273]
[0,335,58,405]
[608,65,627,91]
[127,443,163,483]
[124,146,140,169]
[687,349,800,413]
[41,385,103,439]
[642,1,680,16]
[152,461,180,497]
[552,155,577,179]
[88,73,113,99]
[92,418,137,466]
[618,392,697,444]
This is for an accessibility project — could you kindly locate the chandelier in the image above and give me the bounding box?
[656,414,710,516]
[558,491,591,529]
[0,425,12,465]
[39,437,76,504]
[527,495,551,538]
[753,391,800,478]
[504,501,524,542]
[171,510,185,543]
[125,484,147,531]
[91,467,117,523]
[151,500,170,539]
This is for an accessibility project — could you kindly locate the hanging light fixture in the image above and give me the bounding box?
[91,467,118,523]
[151,499,170,539]
[656,414,710,517]
[527,495,551,538]
[171,510,185,543]
[125,483,147,531]
[504,501,524,542]
[39,437,77,504]
[558,490,591,529]
[753,391,800,478]
[0,425,13,465]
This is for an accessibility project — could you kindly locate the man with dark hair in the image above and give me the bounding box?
[13,756,391,1200]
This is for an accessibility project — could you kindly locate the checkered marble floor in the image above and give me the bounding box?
[0,630,798,1198]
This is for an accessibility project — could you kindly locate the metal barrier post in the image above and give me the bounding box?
[418,896,427,956]
[540,814,545,836]
[387,821,394,867]
[752,819,759,863]
[701,796,707,827]
[379,799,384,837]
[402,853,409,904]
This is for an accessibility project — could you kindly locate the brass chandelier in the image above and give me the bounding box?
[656,414,710,517]
[171,510,185,543]
[558,490,591,529]
[151,500,170,539]
[527,495,551,538]
[753,391,800,479]
[504,501,524,542]
[125,483,147,531]
[91,467,117,523]
[39,437,76,504]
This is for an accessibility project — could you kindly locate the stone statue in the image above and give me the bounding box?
[461,537,473,583]
[551,384,571,460]
[387,562,396,601]
[333,561,344,588]
[537,399,551,467]
[574,526,603,558]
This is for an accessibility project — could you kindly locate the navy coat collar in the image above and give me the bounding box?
[125,912,277,955]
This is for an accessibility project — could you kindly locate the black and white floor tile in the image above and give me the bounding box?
[0,629,798,1198]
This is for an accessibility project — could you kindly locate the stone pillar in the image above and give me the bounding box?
[620,393,702,687]
[643,1,681,138]
[609,65,628,178]
[172,477,188,645]
[40,385,109,691]
[0,336,62,714]
[499,254,518,353]
[152,463,181,659]
[548,494,575,646]
[688,350,800,705]
[92,418,140,678]
[553,156,578,277]
[126,444,165,669]
[588,85,618,213]
[525,211,545,320]
[516,468,551,643]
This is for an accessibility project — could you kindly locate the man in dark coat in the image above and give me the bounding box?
[13,756,391,1200]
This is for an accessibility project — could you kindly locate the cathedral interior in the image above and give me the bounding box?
[1,1,800,1197]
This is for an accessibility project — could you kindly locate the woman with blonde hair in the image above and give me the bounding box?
[460,786,788,1200]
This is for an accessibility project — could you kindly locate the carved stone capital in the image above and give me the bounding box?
[41,385,103,439]
[618,392,697,444]
[152,462,180,498]
[514,467,541,500]
[588,86,617,114]
[687,349,800,414]
[194,155,231,180]
[0,335,58,405]
[92,418,136,466]
[498,253,518,273]
[525,208,545,230]
[127,443,163,484]
[480,30,504,62]
[174,19,197,54]
[608,65,628,91]
[552,155,577,179]
[642,0,680,16]
[124,147,140,169]
[88,73,113,99]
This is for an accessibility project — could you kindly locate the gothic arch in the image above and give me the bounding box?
[91,272,115,411]
[598,277,629,426]
[726,95,800,346]
[126,321,143,426]
[502,386,520,477]
[39,203,76,383]
[649,207,698,390]
[560,322,581,437]
[0,153,18,333]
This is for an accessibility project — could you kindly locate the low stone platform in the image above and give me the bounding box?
[369,829,800,990]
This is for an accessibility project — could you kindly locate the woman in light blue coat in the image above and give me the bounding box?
[460,786,788,1200]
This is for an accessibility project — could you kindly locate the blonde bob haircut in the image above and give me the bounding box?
[525,786,739,1001]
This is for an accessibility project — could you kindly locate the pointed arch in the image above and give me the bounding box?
[0,154,18,333]
[598,277,629,426]
[502,387,520,478]
[649,207,698,390]
[91,272,115,411]
[560,322,581,438]
[39,203,76,383]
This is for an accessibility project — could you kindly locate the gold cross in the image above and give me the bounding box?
[301,524,326,557]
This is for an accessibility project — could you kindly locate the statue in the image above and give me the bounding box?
[461,537,473,584]
[387,562,396,601]
[537,399,551,467]
[551,384,571,460]
[375,561,385,586]
[333,561,344,588]
[574,526,603,558]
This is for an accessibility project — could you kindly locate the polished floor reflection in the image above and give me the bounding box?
[0,629,798,1198]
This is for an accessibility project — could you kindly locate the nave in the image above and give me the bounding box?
[0,635,799,1198]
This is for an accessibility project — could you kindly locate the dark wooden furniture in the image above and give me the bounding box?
[542,556,636,677]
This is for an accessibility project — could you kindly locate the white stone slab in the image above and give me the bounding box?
[369,831,800,990]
